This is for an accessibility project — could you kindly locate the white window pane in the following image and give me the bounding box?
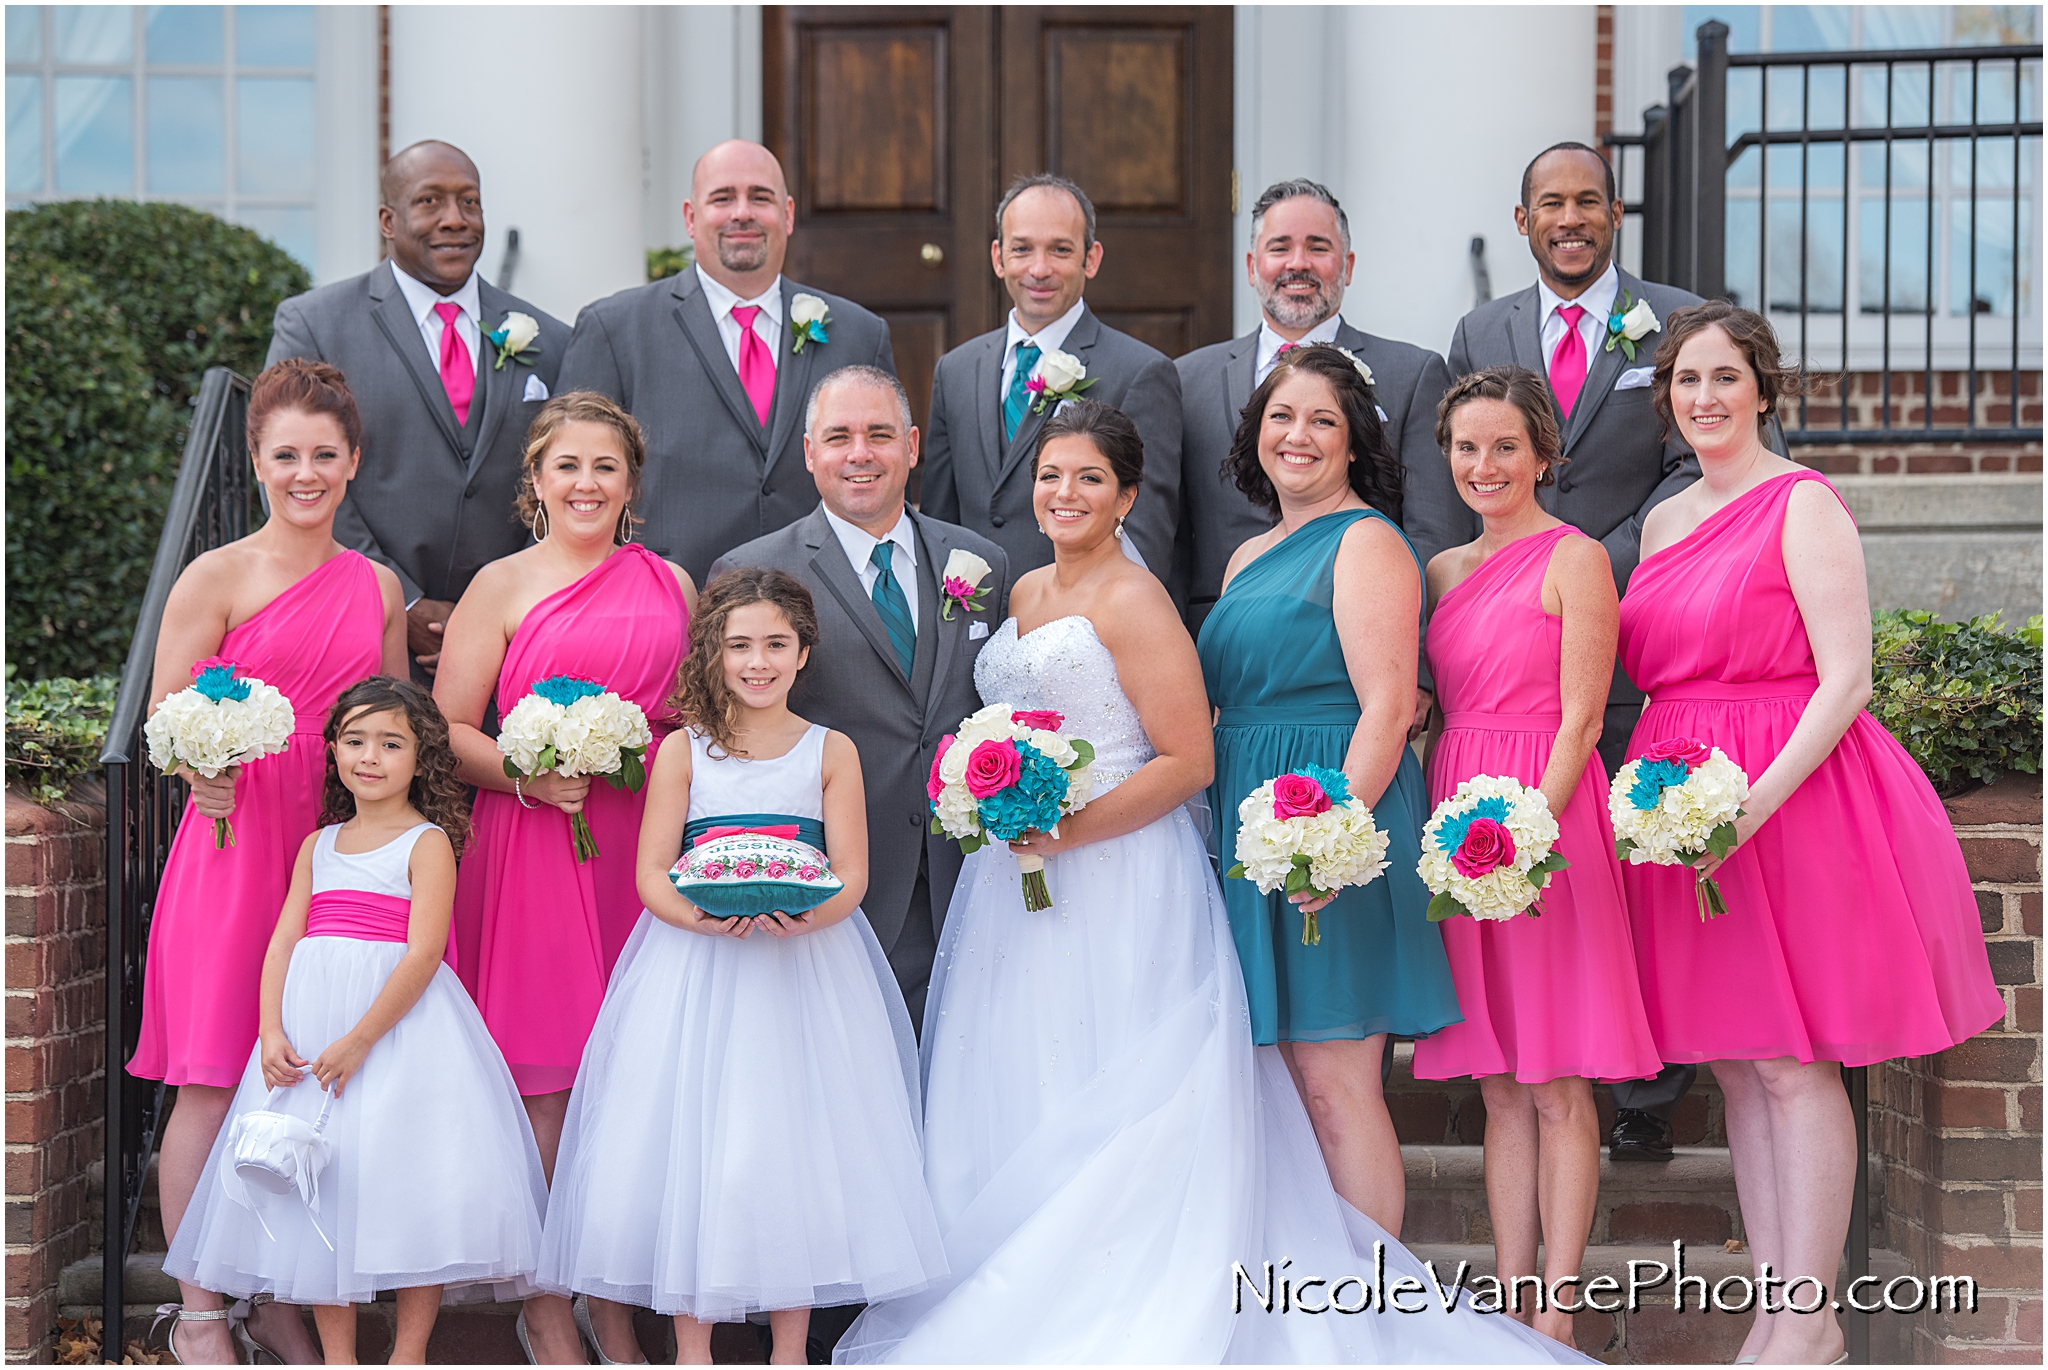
[1858,196,1931,312]
[1949,196,2035,317]
[1771,6,1852,51]
[147,6,222,65]
[7,75,42,193]
[53,6,132,63]
[234,5,311,66]
[234,75,310,194]
[238,204,312,268]
[6,8,42,62]
[1861,7,1945,49]
[1769,196,1846,313]
[53,74,130,192]
[147,75,221,193]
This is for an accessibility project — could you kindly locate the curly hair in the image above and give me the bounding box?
[1435,365,1565,487]
[1651,300,1813,442]
[248,356,362,454]
[1224,344,1403,521]
[666,567,820,760]
[318,676,471,858]
[515,391,647,541]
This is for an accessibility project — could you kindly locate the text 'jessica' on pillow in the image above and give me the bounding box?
[669,830,842,918]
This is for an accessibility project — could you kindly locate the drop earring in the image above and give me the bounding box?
[533,503,550,541]
[616,501,634,544]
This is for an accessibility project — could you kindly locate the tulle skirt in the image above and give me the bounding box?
[535,909,945,1319]
[163,937,548,1305]
[837,805,1586,1365]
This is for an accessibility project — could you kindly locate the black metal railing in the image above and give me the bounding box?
[1608,22,2042,444]
[98,367,255,1357]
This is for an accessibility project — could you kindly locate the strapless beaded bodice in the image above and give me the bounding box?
[973,616,1155,789]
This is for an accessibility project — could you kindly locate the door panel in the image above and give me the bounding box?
[806,28,947,213]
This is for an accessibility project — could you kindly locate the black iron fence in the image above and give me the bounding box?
[1608,22,2042,444]
[97,367,255,1357]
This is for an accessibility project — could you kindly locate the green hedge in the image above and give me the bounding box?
[1871,610,2043,797]
[4,669,118,807]
[6,202,309,680]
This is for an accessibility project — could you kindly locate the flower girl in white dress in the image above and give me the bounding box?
[164,676,548,1364]
[536,568,943,1365]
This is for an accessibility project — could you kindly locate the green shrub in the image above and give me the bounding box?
[1871,610,2044,796]
[647,244,695,281]
[4,668,119,806]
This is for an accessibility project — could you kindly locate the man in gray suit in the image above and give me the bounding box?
[710,366,1009,1029]
[561,140,896,587]
[266,140,568,679]
[1175,178,1454,636]
[922,174,1182,595]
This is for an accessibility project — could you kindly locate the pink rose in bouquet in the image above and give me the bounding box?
[1643,737,1713,769]
[1451,817,1517,879]
[927,736,955,802]
[1271,773,1333,820]
[964,739,1023,798]
[1011,709,1065,732]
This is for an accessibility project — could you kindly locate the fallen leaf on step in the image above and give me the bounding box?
[1724,1239,1746,1253]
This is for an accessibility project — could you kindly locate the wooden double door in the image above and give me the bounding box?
[765,5,1235,435]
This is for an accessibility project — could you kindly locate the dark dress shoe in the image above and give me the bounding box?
[1610,1107,1676,1161]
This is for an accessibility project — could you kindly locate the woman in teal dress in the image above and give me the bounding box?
[1196,344,1459,1237]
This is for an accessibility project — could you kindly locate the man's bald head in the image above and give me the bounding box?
[684,139,797,294]
[690,139,789,203]
[380,140,479,210]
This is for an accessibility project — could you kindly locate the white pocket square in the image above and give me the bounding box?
[968,620,990,640]
[1614,367,1654,391]
[523,374,550,402]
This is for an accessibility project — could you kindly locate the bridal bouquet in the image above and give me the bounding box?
[1610,738,1749,919]
[145,657,296,848]
[498,674,652,862]
[1418,776,1568,922]
[1225,765,1391,946]
[928,703,1095,911]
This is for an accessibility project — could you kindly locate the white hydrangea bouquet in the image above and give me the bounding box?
[144,657,296,848]
[928,703,1094,911]
[497,674,653,862]
[1418,776,1568,922]
[1225,764,1391,946]
[1610,737,1749,919]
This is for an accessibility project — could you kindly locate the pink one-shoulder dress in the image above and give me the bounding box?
[452,543,685,1095]
[1411,526,1662,1084]
[1617,470,2004,1066]
[130,550,387,1087]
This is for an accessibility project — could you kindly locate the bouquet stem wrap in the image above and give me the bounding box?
[1014,851,1052,913]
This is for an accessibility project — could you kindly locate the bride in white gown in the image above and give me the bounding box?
[836,403,1586,1365]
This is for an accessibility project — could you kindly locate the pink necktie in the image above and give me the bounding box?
[731,305,776,426]
[433,302,474,426]
[1549,303,1588,417]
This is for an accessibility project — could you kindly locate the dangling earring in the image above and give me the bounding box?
[533,502,551,542]
[1038,522,1050,537]
[615,501,634,545]
[1114,515,1126,541]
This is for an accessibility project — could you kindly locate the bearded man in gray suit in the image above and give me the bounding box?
[1175,179,1454,637]
[922,174,1182,596]
[265,140,569,679]
[710,366,1010,1029]
[561,140,896,587]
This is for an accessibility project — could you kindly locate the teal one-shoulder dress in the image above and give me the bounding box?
[1196,509,1460,1046]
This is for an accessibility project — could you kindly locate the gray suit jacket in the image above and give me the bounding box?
[1174,319,1452,634]
[265,261,570,605]
[708,507,1010,971]
[921,307,1182,598]
[560,271,896,587]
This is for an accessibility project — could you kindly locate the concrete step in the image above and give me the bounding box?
[1387,1042,1727,1148]
[1402,1144,1743,1247]
[86,1152,167,1253]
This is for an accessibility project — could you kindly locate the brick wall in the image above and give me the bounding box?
[1877,772,2044,1364]
[3,792,106,1365]
[1788,370,2044,478]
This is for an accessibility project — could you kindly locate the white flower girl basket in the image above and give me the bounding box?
[221,1079,336,1249]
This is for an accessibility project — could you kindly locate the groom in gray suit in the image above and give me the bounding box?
[922,174,1182,597]
[266,140,569,679]
[561,140,896,587]
[710,366,1009,1029]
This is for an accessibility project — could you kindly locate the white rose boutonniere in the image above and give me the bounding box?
[1027,347,1095,413]
[1604,291,1660,361]
[939,548,994,621]
[790,293,831,353]
[487,312,542,371]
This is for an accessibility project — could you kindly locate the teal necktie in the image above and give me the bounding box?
[1003,340,1041,443]
[869,542,916,678]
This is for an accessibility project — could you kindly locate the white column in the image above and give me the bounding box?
[312,6,380,286]
[389,5,644,323]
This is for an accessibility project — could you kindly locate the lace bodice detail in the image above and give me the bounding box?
[974,616,1156,789]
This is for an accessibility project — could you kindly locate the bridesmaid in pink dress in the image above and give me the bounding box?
[134,358,408,1364]
[1620,304,2003,1365]
[1411,367,1660,1346]
[435,392,692,1364]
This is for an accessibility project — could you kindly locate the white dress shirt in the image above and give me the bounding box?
[1536,262,1620,380]
[389,262,482,374]
[822,503,919,635]
[998,297,1087,399]
[1254,312,1344,385]
[696,264,784,373]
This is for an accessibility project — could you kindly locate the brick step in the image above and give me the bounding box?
[1387,1042,1727,1148]
[1402,1144,1742,1247]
